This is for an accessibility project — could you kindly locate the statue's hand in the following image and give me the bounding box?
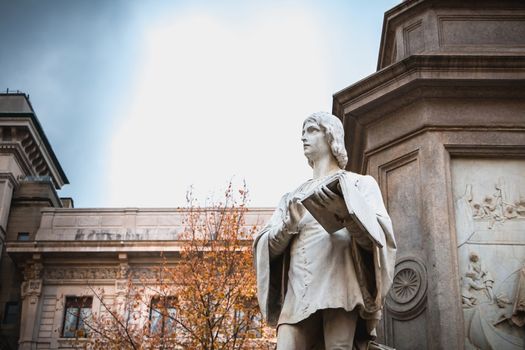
[312,185,351,223]
[283,196,306,234]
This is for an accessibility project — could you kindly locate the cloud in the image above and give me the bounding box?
[109,7,332,207]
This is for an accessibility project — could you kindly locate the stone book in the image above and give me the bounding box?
[301,172,385,248]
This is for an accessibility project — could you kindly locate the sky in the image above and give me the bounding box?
[0,0,399,208]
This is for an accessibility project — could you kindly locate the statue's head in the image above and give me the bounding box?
[302,112,348,169]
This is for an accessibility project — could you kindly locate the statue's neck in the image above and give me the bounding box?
[311,156,341,179]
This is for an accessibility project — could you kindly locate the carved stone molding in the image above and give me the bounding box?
[130,267,159,280]
[115,280,128,292]
[43,266,162,282]
[21,279,42,304]
[118,264,129,279]
[0,125,62,181]
[386,256,427,319]
[44,267,119,281]
[23,259,43,281]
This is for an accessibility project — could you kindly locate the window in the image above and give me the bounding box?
[249,312,263,338]
[150,296,177,335]
[17,232,30,241]
[62,296,92,338]
[233,298,262,338]
[3,301,19,324]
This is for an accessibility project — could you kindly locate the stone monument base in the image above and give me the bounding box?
[368,341,395,350]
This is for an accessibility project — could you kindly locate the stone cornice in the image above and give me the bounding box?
[6,240,252,258]
[0,109,68,188]
[38,206,275,214]
[333,54,525,120]
[7,239,252,249]
[332,54,525,172]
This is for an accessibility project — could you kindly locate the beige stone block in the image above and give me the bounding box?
[440,18,525,46]
[42,305,55,312]
[37,334,52,341]
[77,216,101,227]
[136,215,157,226]
[40,317,54,325]
[0,155,24,177]
[101,215,124,226]
[156,215,182,226]
[43,298,56,306]
[53,216,76,227]
[39,214,54,229]
[38,324,53,332]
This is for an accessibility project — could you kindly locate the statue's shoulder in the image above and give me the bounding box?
[342,171,379,188]
[289,178,316,196]
[342,170,366,183]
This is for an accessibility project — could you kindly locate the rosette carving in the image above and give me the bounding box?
[386,257,427,318]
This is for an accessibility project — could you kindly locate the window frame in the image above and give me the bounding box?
[61,296,93,338]
[17,232,30,241]
[149,296,177,336]
[2,301,19,324]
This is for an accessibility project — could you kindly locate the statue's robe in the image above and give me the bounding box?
[254,171,396,344]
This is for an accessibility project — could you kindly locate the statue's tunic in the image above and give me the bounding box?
[277,178,365,325]
[254,171,397,339]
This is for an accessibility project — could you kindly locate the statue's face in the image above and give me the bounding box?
[302,121,331,161]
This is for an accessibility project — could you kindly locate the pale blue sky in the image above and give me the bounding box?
[0,0,399,208]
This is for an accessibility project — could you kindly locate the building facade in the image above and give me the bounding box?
[1,0,525,349]
[0,94,273,349]
[0,93,69,349]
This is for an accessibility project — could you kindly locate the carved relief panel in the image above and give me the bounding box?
[452,158,525,350]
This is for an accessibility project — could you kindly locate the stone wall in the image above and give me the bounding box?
[333,0,525,348]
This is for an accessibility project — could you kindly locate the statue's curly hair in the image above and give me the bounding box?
[303,111,348,169]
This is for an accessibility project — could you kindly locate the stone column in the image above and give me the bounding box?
[18,256,43,350]
[115,253,130,313]
[0,174,16,232]
[0,173,17,263]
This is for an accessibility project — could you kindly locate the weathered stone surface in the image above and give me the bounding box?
[33,208,271,242]
[452,159,525,349]
[377,0,525,70]
[334,1,525,348]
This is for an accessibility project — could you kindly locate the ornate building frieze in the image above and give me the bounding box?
[43,267,119,281]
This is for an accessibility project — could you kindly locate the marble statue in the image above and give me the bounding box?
[254,112,397,349]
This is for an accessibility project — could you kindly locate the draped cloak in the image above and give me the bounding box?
[253,171,397,343]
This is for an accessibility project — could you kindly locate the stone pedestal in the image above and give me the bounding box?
[333,0,525,349]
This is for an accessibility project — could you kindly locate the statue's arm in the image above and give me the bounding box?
[260,194,296,259]
[352,175,392,249]
[357,175,390,219]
